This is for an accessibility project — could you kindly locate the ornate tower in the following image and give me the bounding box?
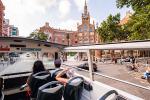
[82,0,90,24]
[77,0,95,44]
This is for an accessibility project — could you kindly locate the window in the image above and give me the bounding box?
[79,28,82,32]
[84,24,87,31]
[90,27,93,32]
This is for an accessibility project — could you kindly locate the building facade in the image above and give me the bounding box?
[119,11,132,25]
[3,19,10,36]
[9,25,19,37]
[0,0,5,36]
[39,1,100,46]
[77,1,99,44]
[39,22,78,46]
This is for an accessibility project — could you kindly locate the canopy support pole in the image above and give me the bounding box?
[87,50,94,81]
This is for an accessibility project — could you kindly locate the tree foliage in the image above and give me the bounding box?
[28,30,48,41]
[116,0,150,11]
[116,0,150,40]
[127,5,150,40]
[97,13,128,42]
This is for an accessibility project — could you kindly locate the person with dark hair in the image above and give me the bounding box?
[21,60,47,99]
[54,58,61,68]
[27,60,46,84]
[32,60,46,74]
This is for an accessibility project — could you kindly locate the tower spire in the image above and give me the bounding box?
[84,0,88,15]
[85,0,87,6]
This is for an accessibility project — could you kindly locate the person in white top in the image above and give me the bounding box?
[142,61,150,79]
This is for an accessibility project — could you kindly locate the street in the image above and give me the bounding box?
[0,52,54,75]
[63,59,150,100]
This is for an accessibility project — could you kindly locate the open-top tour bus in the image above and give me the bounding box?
[0,37,150,100]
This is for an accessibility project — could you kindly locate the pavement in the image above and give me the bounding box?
[62,59,150,100]
[0,53,54,75]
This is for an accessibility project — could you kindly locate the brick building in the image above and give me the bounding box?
[2,19,19,37]
[119,11,132,25]
[77,0,100,44]
[39,0,100,46]
[0,0,19,37]
[0,0,5,36]
[39,22,77,46]
[3,19,9,36]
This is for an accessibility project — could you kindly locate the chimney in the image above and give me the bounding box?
[45,22,49,27]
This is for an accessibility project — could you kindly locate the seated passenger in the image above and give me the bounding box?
[131,62,139,71]
[142,66,150,79]
[56,68,74,85]
[130,60,138,69]
[126,61,139,72]
[25,60,47,95]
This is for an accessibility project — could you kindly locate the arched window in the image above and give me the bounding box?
[79,28,82,32]
[90,27,93,32]
[84,24,87,31]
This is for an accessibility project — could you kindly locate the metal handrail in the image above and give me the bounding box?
[1,68,55,77]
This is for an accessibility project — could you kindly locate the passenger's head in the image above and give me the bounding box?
[54,59,61,68]
[32,60,46,74]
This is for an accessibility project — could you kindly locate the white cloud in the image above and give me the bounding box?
[74,0,89,11]
[2,0,57,37]
[59,0,71,19]
[2,0,83,37]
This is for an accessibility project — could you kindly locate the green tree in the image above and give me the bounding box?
[116,0,150,40]
[28,30,48,41]
[127,5,150,40]
[97,13,127,42]
[116,0,150,11]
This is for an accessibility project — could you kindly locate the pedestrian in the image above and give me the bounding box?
[1,56,4,66]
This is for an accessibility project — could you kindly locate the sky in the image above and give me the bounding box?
[2,0,131,37]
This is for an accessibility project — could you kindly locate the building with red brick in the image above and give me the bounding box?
[77,0,100,44]
[39,1,100,46]
[119,11,132,25]
[3,19,9,36]
[0,0,5,36]
[39,22,77,46]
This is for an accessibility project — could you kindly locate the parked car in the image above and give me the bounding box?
[77,62,97,72]
[124,57,130,62]
[26,54,30,57]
